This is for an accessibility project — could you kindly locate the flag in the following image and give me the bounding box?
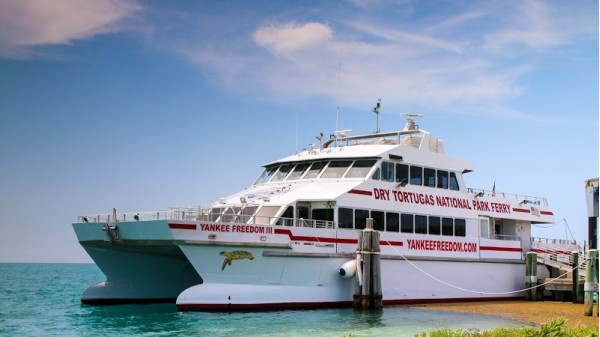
[492,179,496,197]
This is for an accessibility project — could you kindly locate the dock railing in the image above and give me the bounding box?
[530,237,585,275]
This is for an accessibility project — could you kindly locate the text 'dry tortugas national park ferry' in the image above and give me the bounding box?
[73,114,581,310]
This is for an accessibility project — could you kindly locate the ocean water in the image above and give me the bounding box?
[0,264,525,337]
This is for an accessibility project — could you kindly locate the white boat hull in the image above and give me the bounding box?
[174,243,524,310]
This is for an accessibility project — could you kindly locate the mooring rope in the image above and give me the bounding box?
[378,231,585,295]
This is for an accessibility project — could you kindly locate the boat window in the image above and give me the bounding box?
[344,160,376,178]
[253,206,280,225]
[410,166,423,185]
[297,205,309,219]
[415,215,427,234]
[372,211,384,231]
[424,168,436,187]
[401,213,414,233]
[372,167,381,180]
[442,217,454,236]
[312,209,333,222]
[381,162,395,182]
[271,164,294,182]
[355,209,369,230]
[437,170,449,189]
[321,161,352,179]
[449,172,459,191]
[338,208,353,229]
[276,206,294,226]
[429,216,440,235]
[455,219,466,237]
[386,212,399,232]
[287,163,310,180]
[304,161,327,179]
[210,207,223,222]
[240,206,258,223]
[395,164,409,184]
[221,207,240,222]
[254,166,278,184]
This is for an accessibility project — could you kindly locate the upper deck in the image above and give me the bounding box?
[76,115,554,237]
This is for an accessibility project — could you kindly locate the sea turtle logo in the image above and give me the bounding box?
[219,250,254,270]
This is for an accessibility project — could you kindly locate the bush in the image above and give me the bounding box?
[415,317,598,337]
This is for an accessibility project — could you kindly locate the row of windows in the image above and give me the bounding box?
[254,159,463,191]
[373,161,460,190]
[254,160,377,184]
[338,207,466,237]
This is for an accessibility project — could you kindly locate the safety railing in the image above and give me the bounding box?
[467,188,548,206]
[530,237,585,273]
[78,208,335,230]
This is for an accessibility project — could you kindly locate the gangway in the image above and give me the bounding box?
[531,238,585,278]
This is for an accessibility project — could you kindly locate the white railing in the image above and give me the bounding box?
[78,206,213,223]
[467,188,548,206]
[484,234,521,241]
[78,208,334,230]
[530,237,585,272]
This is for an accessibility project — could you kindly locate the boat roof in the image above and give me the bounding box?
[264,115,473,174]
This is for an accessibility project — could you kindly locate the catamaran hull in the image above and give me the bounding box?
[73,221,203,304]
[174,244,525,310]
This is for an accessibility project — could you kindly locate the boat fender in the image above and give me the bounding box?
[338,260,357,278]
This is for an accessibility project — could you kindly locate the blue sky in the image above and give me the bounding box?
[0,0,597,262]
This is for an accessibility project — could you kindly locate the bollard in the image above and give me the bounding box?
[353,218,382,310]
[525,252,537,301]
[572,251,580,303]
[584,249,598,316]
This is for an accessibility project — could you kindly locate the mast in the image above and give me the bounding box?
[372,99,381,133]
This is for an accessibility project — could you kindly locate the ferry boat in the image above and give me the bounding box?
[73,114,579,310]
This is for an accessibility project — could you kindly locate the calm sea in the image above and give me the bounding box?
[0,264,525,337]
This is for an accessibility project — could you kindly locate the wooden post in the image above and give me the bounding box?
[584,249,598,316]
[572,251,580,303]
[353,218,382,310]
[525,252,537,301]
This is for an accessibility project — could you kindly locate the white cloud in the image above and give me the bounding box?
[0,0,138,58]
[235,1,595,117]
[348,22,462,54]
[253,22,333,59]
[483,1,575,51]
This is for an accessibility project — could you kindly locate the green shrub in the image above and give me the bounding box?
[415,318,598,337]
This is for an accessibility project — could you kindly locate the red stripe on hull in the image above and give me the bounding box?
[82,298,176,305]
[273,228,403,246]
[380,239,404,247]
[512,208,530,213]
[178,300,353,311]
[169,223,197,230]
[540,211,553,215]
[480,246,522,252]
[177,296,523,311]
[273,228,357,244]
[348,189,373,196]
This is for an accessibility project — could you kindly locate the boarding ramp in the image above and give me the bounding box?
[531,237,585,279]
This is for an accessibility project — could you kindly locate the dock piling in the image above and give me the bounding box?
[584,249,598,316]
[353,218,382,310]
[525,252,537,301]
[572,251,581,303]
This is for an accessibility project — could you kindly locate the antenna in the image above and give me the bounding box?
[372,99,381,133]
[335,62,341,132]
[400,113,422,131]
[295,111,299,154]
